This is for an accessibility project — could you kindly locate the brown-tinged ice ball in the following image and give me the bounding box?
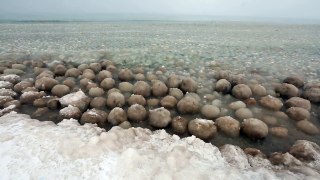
[171,116,188,134]
[106,92,125,108]
[177,96,200,114]
[81,108,108,125]
[133,81,151,97]
[51,84,71,97]
[180,77,197,93]
[241,118,268,139]
[152,80,168,97]
[100,78,115,90]
[108,107,127,125]
[215,116,240,137]
[127,104,147,122]
[188,118,217,140]
[160,95,177,109]
[231,84,252,100]
[128,94,146,106]
[118,68,134,81]
[149,107,171,128]
[201,105,220,119]
[35,77,59,91]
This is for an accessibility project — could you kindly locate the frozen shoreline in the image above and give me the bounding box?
[0,112,319,179]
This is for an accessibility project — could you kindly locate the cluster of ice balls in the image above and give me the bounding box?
[0,59,319,144]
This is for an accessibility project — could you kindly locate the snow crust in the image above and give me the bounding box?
[0,81,13,89]
[0,74,21,84]
[193,118,215,125]
[59,105,80,116]
[0,88,17,97]
[59,90,87,106]
[0,112,318,180]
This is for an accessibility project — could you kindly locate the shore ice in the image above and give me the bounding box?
[0,112,318,180]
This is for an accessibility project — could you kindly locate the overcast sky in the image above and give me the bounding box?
[1,0,319,20]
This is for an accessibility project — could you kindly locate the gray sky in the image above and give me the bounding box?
[1,0,320,20]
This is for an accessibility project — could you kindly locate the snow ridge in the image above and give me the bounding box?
[0,112,318,179]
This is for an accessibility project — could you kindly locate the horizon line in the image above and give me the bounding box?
[1,13,320,25]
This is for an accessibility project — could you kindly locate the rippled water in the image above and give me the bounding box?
[1,22,320,79]
[1,21,320,154]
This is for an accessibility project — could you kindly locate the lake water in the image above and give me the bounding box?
[0,21,319,154]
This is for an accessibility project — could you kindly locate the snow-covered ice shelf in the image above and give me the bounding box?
[0,112,319,179]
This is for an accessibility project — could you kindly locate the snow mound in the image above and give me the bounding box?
[0,112,319,179]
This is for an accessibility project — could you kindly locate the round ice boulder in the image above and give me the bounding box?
[81,108,108,125]
[118,68,134,81]
[51,84,70,97]
[188,118,217,140]
[177,96,200,114]
[180,77,197,93]
[284,97,311,111]
[286,107,310,121]
[35,77,58,91]
[133,81,151,97]
[259,95,283,111]
[152,80,168,97]
[106,92,125,108]
[241,118,268,139]
[171,116,188,134]
[149,107,171,128]
[108,107,127,125]
[232,84,252,99]
[215,79,231,94]
[127,104,147,122]
[275,83,299,98]
[200,105,220,119]
[160,95,177,109]
[215,116,240,137]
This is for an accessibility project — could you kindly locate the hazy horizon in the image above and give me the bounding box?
[1,0,320,23]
